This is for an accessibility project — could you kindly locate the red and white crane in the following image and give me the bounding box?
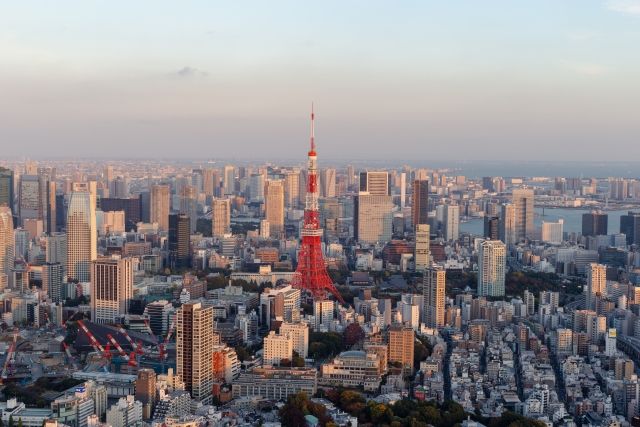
[1,329,19,381]
[77,320,105,353]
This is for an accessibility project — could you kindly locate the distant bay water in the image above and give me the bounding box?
[460,208,631,236]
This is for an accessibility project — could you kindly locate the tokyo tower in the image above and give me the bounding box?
[292,106,344,304]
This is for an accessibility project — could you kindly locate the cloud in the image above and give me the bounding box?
[172,67,208,78]
[606,0,640,15]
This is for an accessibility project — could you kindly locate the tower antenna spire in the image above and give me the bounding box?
[310,102,315,152]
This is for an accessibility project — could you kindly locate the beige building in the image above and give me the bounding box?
[354,193,393,244]
[211,198,231,238]
[320,350,381,391]
[151,184,170,232]
[283,170,300,208]
[90,257,133,324]
[264,179,284,238]
[424,266,445,329]
[388,324,414,371]
[263,331,293,366]
[359,171,390,195]
[100,210,125,235]
[0,207,14,291]
[586,263,606,310]
[67,183,97,282]
[414,223,430,272]
[176,302,214,403]
[280,322,309,358]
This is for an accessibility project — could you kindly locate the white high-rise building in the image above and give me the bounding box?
[500,203,517,247]
[443,204,459,241]
[90,257,133,324]
[67,183,97,282]
[314,299,335,330]
[354,194,394,244]
[150,184,170,232]
[512,188,535,241]
[280,322,309,359]
[211,198,231,238]
[0,207,14,291]
[586,263,606,310]
[414,224,430,272]
[223,165,236,195]
[263,331,293,366]
[541,219,563,244]
[478,240,506,297]
[424,266,445,329]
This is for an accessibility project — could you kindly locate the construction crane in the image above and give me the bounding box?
[62,342,79,370]
[106,334,130,361]
[158,320,176,361]
[1,329,18,381]
[117,327,137,351]
[77,320,105,353]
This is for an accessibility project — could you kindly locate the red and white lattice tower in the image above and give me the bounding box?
[292,105,344,304]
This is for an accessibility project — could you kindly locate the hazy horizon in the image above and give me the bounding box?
[2,1,640,161]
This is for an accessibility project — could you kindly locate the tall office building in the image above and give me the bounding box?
[359,171,390,196]
[262,331,293,366]
[280,322,309,359]
[0,207,14,291]
[477,240,506,297]
[90,257,133,324]
[169,214,191,269]
[38,167,57,233]
[150,185,170,232]
[249,173,265,202]
[412,179,429,228]
[484,216,500,240]
[203,169,218,197]
[18,174,40,225]
[424,266,445,329]
[67,183,97,282]
[264,179,284,238]
[414,224,430,272]
[620,211,640,246]
[42,262,64,302]
[354,194,394,244]
[512,188,534,241]
[499,203,517,247]
[586,263,606,310]
[320,168,336,198]
[541,220,564,244]
[443,205,460,241]
[0,167,14,209]
[179,185,197,234]
[388,324,414,372]
[176,302,214,403]
[211,198,231,238]
[283,170,300,208]
[223,165,235,195]
[582,211,608,237]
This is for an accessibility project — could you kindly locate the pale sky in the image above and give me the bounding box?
[1,1,639,161]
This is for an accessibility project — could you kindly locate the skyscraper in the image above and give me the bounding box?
[412,179,429,228]
[169,213,190,269]
[176,302,214,403]
[42,262,64,302]
[67,183,97,282]
[541,219,564,244]
[150,185,170,232]
[620,211,640,246]
[512,188,534,241]
[424,266,445,329]
[223,165,235,196]
[477,240,506,297]
[0,167,14,209]
[359,171,390,196]
[18,174,40,225]
[499,203,517,247]
[320,168,336,198]
[249,173,265,202]
[414,223,430,272]
[484,215,500,240]
[443,204,460,241]
[211,198,231,238]
[283,170,300,208]
[264,179,284,238]
[38,167,57,234]
[135,369,157,420]
[0,207,14,291]
[582,211,608,237]
[586,263,606,310]
[90,257,133,324]
[354,194,394,244]
[179,184,197,234]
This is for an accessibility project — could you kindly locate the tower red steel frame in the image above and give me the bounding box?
[293,106,344,304]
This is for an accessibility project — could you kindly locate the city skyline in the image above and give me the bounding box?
[2,1,640,161]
